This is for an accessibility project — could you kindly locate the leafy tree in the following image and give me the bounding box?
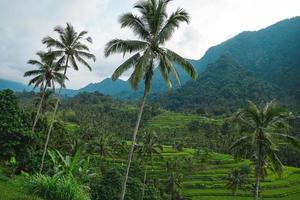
[231,101,300,200]
[24,51,66,131]
[40,23,96,172]
[0,90,31,160]
[92,168,143,200]
[104,1,197,198]
[136,131,163,200]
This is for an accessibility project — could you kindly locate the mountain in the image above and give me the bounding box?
[79,78,131,97]
[154,55,291,114]
[191,17,300,100]
[0,79,33,92]
[152,17,300,113]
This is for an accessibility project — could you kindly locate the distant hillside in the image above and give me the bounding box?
[0,79,32,92]
[77,59,202,99]
[78,78,131,97]
[195,17,300,100]
[154,56,291,114]
[153,17,300,113]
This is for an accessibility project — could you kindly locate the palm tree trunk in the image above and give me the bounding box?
[254,174,260,200]
[141,165,148,200]
[254,134,262,200]
[32,84,47,132]
[120,93,147,200]
[40,56,69,173]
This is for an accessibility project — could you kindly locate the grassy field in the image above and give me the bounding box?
[0,167,41,200]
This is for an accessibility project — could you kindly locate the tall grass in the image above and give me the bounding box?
[26,174,90,200]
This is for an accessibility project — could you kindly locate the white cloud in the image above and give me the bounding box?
[0,0,299,89]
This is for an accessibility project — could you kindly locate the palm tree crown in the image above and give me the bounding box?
[24,51,67,90]
[105,0,197,94]
[42,23,96,72]
[231,101,300,200]
[137,131,163,162]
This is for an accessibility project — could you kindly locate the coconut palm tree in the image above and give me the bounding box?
[24,51,66,132]
[136,131,163,200]
[93,135,113,159]
[226,168,247,195]
[104,1,197,198]
[166,159,182,200]
[39,23,96,173]
[231,101,300,200]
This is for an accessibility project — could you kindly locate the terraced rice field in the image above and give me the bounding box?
[145,112,300,199]
[109,144,300,200]
[159,146,300,200]
[146,111,222,131]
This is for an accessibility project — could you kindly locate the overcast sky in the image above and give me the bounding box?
[0,0,299,89]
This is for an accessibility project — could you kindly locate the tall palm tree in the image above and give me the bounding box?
[136,131,163,200]
[231,101,300,200]
[24,51,66,132]
[166,159,182,200]
[104,1,197,198]
[40,23,96,173]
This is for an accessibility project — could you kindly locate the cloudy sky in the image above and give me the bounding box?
[0,0,299,89]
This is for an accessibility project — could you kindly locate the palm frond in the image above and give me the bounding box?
[158,53,173,88]
[151,0,168,35]
[128,49,151,90]
[27,60,44,68]
[73,43,90,51]
[268,151,283,175]
[230,136,252,151]
[42,36,65,49]
[75,54,92,71]
[104,39,148,57]
[24,69,44,77]
[112,53,140,80]
[54,25,64,34]
[119,13,150,40]
[158,8,190,43]
[263,101,287,126]
[244,101,261,125]
[160,52,181,86]
[166,49,197,80]
[278,134,300,152]
[70,55,79,71]
[76,51,96,62]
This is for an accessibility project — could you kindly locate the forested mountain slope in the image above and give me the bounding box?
[154,56,292,114]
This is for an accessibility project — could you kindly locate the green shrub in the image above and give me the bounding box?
[26,174,90,200]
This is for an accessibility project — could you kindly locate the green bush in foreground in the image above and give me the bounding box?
[26,174,90,200]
